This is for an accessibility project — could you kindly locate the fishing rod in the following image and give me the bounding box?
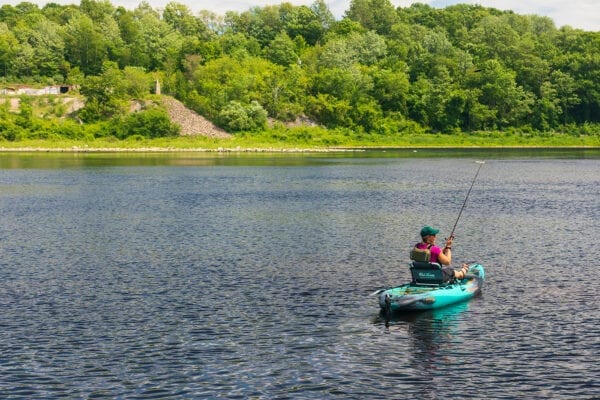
[448,160,485,239]
[371,161,485,299]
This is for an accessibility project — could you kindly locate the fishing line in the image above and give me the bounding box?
[449,161,485,238]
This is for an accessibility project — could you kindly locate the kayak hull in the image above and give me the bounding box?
[378,263,485,312]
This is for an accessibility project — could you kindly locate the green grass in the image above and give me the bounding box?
[1,126,598,151]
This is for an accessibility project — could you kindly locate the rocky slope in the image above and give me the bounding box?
[161,96,231,139]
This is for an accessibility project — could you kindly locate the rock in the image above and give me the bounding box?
[161,96,232,139]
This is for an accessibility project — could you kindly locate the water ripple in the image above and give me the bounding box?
[0,156,598,398]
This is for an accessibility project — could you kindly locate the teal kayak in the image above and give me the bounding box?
[378,263,485,313]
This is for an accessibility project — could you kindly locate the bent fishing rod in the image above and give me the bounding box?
[448,160,485,239]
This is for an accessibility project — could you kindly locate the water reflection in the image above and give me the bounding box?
[1,147,598,169]
[379,302,470,395]
[1,153,597,398]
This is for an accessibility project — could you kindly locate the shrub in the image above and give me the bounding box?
[110,108,180,139]
[218,100,267,132]
[0,119,21,141]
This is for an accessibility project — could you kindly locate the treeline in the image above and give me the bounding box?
[1,0,599,138]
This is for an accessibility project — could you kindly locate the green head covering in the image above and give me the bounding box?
[420,226,440,237]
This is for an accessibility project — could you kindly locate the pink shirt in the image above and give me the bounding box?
[415,243,442,263]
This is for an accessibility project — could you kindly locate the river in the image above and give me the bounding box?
[0,149,598,398]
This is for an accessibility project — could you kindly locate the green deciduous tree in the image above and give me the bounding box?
[346,0,398,35]
[63,12,108,75]
[218,100,267,131]
[79,61,128,121]
[29,18,66,78]
[265,32,298,66]
[318,31,386,69]
[467,60,533,129]
[123,66,153,98]
[368,65,410,115]
[0,23,18,77]
[282,4,324,46]
[307,93,353,128]
[0,0,598,136]
[533,80,561,130]
[163,2,208,37]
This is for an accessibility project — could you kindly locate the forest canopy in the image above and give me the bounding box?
[0,0,599,138]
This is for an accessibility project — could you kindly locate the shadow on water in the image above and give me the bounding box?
[382,300,470,325]
[374,301,471,362]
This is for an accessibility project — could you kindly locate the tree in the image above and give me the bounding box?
[369,65,410,115]
[225,6,283,47]
[533,80,561,130]
[188,56,284,120]
[258,63,307,121]
[310,0,335,31]
[63,12,108,75]
[318,31,386,69]
[312,66,373,104]
[265,32,298,67]
[408,29,457,80]
[307,93,353,128]
[0,23,18,77]
[79,61,128,121]
[42,3,80,25]
[123,66,152,98]
[218,32,261,59]
[136,11,184,71]
[115,8,147,67]
[346,0,398,35]
[283,5,324,46]
[551,70,580,125]
[467,60,534,129]
[309,66,376,128]
[11,42,35,77]
[29,18,66,78]
[163,2,207,36]
[469,15,520,62]
[80,0,115,22]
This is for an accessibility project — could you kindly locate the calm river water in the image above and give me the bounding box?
[0,149,598,399]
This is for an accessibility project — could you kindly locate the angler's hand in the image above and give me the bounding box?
[445,234,455,248]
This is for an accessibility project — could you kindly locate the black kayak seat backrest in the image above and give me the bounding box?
[410,261,445,286]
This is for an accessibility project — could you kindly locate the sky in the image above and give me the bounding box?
[6,0,599,31]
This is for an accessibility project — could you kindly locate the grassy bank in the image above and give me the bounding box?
[1,127,598,151]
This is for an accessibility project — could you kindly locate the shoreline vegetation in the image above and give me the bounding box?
[1,132,598,153]
[1,2,599,152]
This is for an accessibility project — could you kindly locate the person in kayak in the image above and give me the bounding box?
[410,225,469,281]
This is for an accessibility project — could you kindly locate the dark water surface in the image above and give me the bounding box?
[1,150,598,399]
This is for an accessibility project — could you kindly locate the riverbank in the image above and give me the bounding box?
[1,130,598,152]
[2,145,599,154]
[0,146,359,153]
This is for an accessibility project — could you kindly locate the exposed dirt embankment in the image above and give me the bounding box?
[161,96,231,139]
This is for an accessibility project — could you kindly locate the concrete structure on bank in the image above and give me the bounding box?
[0,85,75,95]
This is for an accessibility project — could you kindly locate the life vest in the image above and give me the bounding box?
[410,243,432,262]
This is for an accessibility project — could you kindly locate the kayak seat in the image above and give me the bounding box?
[410,261,446,286]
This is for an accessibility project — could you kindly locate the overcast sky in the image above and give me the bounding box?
[6,0,599,31]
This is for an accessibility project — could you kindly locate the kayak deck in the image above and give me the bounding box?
[378,263,485,312]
